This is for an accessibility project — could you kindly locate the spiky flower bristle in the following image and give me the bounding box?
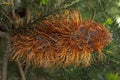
[11,11,112,68]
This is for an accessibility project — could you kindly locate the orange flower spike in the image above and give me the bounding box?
[10,11,112,68]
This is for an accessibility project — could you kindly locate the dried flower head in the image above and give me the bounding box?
[11,11,112,68]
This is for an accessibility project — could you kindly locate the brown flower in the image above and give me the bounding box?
[11,12,112,68]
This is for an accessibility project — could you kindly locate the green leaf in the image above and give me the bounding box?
[39,0,48,5]
[106,50,112,54]
[104,18,113,25]
[107,73,119,80]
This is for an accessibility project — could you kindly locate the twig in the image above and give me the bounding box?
[26,8,31,24]
[17,60,26,80]
[24,61,30,75]
[10,0,16,18]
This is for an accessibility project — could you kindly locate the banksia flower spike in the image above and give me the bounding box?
[11,11,112,68]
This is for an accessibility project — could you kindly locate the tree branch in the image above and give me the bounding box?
[0,31,11,80]
[0,31,9,38]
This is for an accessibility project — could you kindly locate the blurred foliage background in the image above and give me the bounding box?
[0,0,120,80]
